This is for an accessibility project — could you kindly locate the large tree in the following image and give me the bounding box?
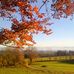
[0,0,74,47]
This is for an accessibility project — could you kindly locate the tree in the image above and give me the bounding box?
[0,47,25,67]
[24,46,39,64]
[0,0,74,47]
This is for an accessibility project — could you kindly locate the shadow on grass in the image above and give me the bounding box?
[59,60,74,64]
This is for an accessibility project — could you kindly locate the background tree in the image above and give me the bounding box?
[24,46,39,64]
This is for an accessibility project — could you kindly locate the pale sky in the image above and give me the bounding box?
[34,0,74,47]
[34,17,74,47]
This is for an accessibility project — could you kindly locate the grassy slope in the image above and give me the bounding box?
[0,67,46,74]
[0,61,74,74]
[32,61,74,72]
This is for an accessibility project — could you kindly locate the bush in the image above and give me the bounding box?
[0,47,25,67]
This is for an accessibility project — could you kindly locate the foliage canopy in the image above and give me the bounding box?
[0,0,74,47]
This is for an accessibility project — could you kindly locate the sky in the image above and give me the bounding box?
[0,0,74,48]
[34,17,74,47]
[34,0,74,47]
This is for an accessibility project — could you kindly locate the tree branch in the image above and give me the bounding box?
[39,0,48,11]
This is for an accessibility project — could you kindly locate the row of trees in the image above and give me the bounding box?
[24,48,74,58]
[56,50,74,56]
[0,46,74,67]
[0,46,39,67]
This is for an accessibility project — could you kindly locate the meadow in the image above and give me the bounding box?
[0,56,74,74]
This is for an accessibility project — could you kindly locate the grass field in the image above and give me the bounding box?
[0,60,74,74]
[32,61,74,72]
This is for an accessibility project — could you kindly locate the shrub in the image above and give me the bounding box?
[0,47,25,67]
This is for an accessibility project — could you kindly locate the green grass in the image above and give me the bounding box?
[32,61,74,72]
[0,67,46,74]
[0,58,74,74]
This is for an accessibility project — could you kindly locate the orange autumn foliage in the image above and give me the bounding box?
[52,0,74,18]
[0,0,74,47]
[33,6,39,13]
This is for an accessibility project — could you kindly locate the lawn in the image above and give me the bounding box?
[0,67,46,74]
[0,61,74,74]
[32,61,74,72]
